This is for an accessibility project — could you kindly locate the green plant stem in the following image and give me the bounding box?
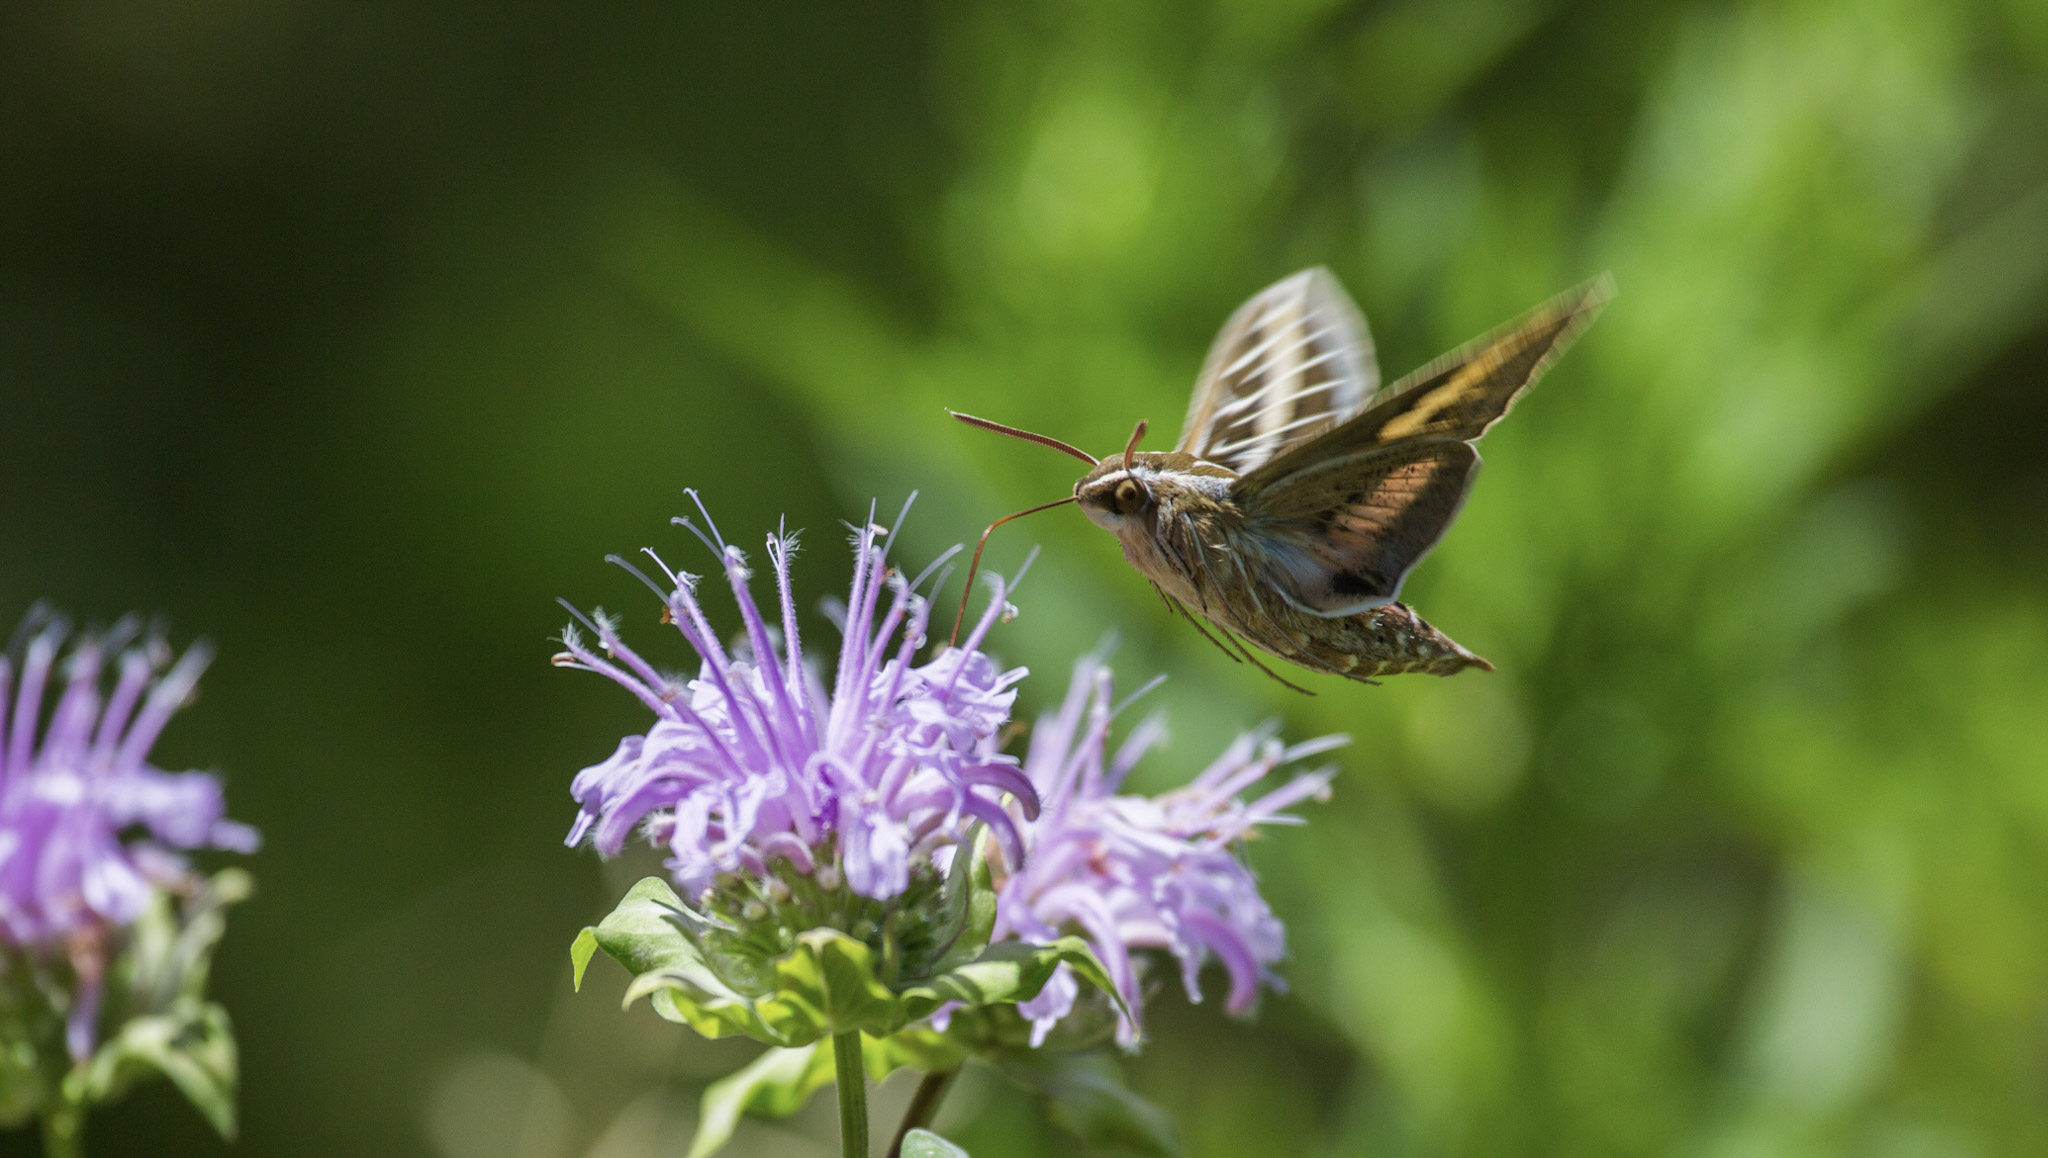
[833,1031,869,1158]
[41,1105,84,1158]
[885,1068,960,1158]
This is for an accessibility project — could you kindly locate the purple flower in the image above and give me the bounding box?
[993,655,1341,1046]
[0,608,260,1057]
[558,497,1039,904]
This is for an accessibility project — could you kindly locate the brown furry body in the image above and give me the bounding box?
[1103,460,1491,686]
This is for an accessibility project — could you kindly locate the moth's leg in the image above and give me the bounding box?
[1173,514,1329,694]
[1163,512,1220,618]
[1179,519,1320,683]
[1225,548,1372,683]
[1212,621,1317,697]
[1193,527,1351,682]
[1178,512,1251,628]
[1154,584,1244,666]
[1146,579,1183,619]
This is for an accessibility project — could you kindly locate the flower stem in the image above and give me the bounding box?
[886,1068,960,1158]
[833,1031,868,1158]
[41,1104,85,1158]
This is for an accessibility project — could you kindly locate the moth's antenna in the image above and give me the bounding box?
[1121,420,1147,473]
[949,496,1078,647]
[950,411,1099,467]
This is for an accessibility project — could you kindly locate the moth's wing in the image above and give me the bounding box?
[1175,268,1379,475]
[1237,439,1479,616]
[1235,274,1613,494]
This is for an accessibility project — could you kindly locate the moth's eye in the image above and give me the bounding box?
[1114,479,1142,512]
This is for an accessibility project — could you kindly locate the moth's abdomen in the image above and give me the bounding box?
[1338,602,1492,679]
[1240,600,1491,682]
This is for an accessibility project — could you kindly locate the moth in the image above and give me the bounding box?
[953,268,1612,692]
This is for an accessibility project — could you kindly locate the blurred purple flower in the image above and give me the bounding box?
[994,655,1341,1046]
[557,496,1038,903]
[0,608,260,1057]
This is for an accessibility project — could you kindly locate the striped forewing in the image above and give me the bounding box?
[1175,268,1379,476]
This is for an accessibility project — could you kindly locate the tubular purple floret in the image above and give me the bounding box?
[115,642,212,773]
[993,653,1339,1045]
[908,543,965,598]
[843,585,929,778]
[764,532,814,747]
[722,542,809,765]
[91,647,154,761]
[846,570,916,729]
[0,611,257,1058]
[561,498,1035,907]
[0,661,12,790]
[954,575,1010,661]
[559,634,760,837]
[6,631,60,780]
[46,637,108,763]
[663,569,778,774]
[685,487,731,551]
[554,629,684,723]
[1104,714,1168,795]
[945,561,1026,697]
[588,612,676,704]
[826,520,882,715]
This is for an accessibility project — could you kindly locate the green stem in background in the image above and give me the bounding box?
[886,1068,960,1158]
[833,1031,869,1158]
[41,1104,84,1158]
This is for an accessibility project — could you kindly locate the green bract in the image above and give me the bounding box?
[0,868,251,1140]
[902,1128,972,1157]
[896,1003,1183,1158]
[572,876,1120,1048]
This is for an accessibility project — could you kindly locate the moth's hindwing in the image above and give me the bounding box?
[1237,439,1478,615]
[1226,275,1612,620]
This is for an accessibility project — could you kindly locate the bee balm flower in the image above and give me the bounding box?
[0,608,259,1058]
[558,499,1039,908]
[994,655,1340,1046]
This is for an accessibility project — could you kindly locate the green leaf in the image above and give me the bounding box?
[905,937,1128,1023]
[862,1025,967,1076]
[579,878,1120,1048]
[993,1050,1179,1157]
[71,1000,240,1140]
[121,868,255,1015]
[931,835,998,976]
[685,1028,967,1158]
[801,929,904,1032]
[900,1127,971,1157]
[570,928,599,991]
[688,1043,833,1158]
[170,869,254,1004]
[49,868,256,1139]
[615,925,904,1045]
[1042,938,1128,1024]
[586,878,730,984]
[587,879,785,1040]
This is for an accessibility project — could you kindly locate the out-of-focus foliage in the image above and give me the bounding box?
[4,0,2047,1155]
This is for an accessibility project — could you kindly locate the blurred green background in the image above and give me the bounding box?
[5,0,2048,1155]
